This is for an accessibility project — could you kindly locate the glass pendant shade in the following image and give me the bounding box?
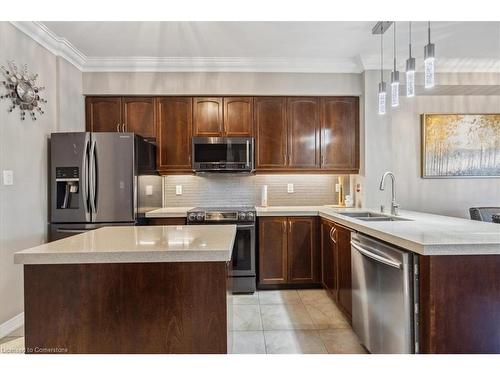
[378,82,387,115]
[391,71,400,107]
[406,57,416,97]
[424,42,435,88]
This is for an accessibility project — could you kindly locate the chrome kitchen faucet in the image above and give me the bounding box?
[380,171,399,216]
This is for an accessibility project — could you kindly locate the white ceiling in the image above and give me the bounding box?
[13,21,500,72]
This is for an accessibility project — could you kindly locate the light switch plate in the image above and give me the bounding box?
[175,185,183,195]
[3,170,13,185]
[145,185,154,196]
[287,183,294,193]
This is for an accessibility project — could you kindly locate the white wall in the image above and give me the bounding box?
[0,22,84,329]
[83,71,362,96]
[361,70,500,218]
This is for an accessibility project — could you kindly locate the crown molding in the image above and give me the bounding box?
[82,56,363,73]
[361,54,500,73]
[10,22,500,74]
[10,21,86,70]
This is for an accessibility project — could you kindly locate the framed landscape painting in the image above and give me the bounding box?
[422,114,500,178]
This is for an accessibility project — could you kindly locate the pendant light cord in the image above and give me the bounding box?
[393,22,397,71]
[380,24,384,82]
[428,21,431,44]
[409,21,412,58]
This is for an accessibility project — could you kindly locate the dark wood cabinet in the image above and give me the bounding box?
[258,216,318,286]
[259,217,288,285]
[320,97,359,171]
[156,97,193,173]
[223,97,253,136]
[287,97,320,168]
[85,97,122,133]
[86,96,156,138]
[288,217,319,283]
[146,217,187,225]
[254,97,288,169]
[335,223,353,321]
[321,219,337,297]
[122,97,156,138]
[193,97,223,136]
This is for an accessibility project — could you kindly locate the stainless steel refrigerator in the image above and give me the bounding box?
[49,132,157,241]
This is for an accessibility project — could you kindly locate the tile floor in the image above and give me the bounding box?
[0,289,367,355]
[231,289,367,354]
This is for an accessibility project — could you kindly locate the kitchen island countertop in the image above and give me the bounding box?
[14,225,236,265]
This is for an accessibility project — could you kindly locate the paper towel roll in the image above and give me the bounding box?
[261,185,268,207]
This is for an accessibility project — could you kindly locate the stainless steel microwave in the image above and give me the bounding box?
[192,137,254,173]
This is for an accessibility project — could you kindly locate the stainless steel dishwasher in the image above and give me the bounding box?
[351,232,418,354]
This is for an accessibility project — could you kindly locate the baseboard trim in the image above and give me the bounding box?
[0,312,24,339]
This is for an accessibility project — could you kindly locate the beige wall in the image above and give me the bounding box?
[360,70,500,218]
[0,22,84,328]
[82,71,362,96]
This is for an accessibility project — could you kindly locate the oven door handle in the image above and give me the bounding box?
[236,224,255,229]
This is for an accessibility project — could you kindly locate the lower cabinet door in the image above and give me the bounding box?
[336,224,353,321]
[259,217,288,284]
[288,217,318,283]
[321,219,336,297]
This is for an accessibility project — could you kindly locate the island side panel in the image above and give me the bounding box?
[23,262,228,354]
[419,255,500,354]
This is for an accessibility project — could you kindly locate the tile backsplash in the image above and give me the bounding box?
[162,174,352,207]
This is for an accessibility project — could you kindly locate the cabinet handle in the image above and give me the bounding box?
[289,220,291,233]
[330,227,337,243]
[116,123,120,132]
[122,124,126,132]
[282,221,286,234]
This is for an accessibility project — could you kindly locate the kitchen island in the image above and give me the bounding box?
[14,225,237,354]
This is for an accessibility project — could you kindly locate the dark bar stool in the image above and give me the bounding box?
[469,207,500,223]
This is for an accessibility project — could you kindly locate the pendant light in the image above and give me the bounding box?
[424,21,435,88]
[406,21,416,97]
[391,22,400,107]
[378,23,387,115]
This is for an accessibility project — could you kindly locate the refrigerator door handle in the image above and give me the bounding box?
[89,139,97,215]
[82,138,90,215]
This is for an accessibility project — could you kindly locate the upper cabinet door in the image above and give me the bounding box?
[157,97,193,172]
[85,97,122,132]
[320,97,359,171]
[223,97,253,136]
[192,97,223,137]
[287,97,320,168]
[254,97,287,169]
[122,97,156,138]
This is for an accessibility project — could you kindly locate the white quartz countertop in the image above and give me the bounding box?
[14,225,236,265]
[145,207,193,218]
[141,205,500,255]
[255,205,500,255]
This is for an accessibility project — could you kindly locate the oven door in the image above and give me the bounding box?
[192,137,254,172]
[230,224,256,277]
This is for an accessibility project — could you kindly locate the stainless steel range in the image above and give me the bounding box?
[187,206,256,293]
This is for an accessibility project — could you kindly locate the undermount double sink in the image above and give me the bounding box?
[339,211,413,222]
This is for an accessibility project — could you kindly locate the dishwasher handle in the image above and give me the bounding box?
[351,240,402,269]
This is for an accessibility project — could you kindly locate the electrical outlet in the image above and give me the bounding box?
[335,183,340,193]
[2,170,13,185]
[287,183,294,193]
[175,185,183,195]
[145,185,153,196]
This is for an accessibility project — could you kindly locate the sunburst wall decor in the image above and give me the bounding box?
[0,60,47,121]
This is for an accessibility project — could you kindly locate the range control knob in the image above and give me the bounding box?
[247,212,255,221]
[196,213,204,221]
[188,213,197,222]
[238,212,247,220]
